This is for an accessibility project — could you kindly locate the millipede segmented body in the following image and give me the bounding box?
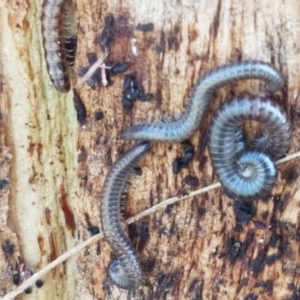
[64,36,77,67]
[41,0,76,92]
[208,96,291,200]
[100,142,151,290]
[120,61,284,142]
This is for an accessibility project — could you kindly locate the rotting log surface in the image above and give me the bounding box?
[1,0,300,299]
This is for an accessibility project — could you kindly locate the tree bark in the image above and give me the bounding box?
[1,0,300,299]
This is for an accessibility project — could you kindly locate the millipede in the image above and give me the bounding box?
[120,61,284,142]
[100,142,151,290]
[41,0,76,93]
[208,95,292,200]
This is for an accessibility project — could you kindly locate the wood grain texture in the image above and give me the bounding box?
[1,0,300,299]
[0,0,77,298]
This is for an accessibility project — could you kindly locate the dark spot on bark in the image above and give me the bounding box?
[136,23,154,31]
[2,240,15,258]
[196,203,206,218]
[254,280,273,294]
[189,279,203,299]
[111,62,130,74]
[272,194,281,205]
[251,256,265,277]
[244,293,258,300]
[288,282,296,291]
[156,273,173,298]
[122,72,153,109]
[285,166,299,184]
[139,93,154,101]
[77,66,89,77]
[86,52,97,65]
[172,158,183,174]
[128,220,150,251]
[73,92,86,125]
[133,166,142,175]
[269,231,281,247]
[94,111,104,121]
[224,237,243,264]
[164,204,174,215]
[137,221,150,251]
[253,220,266,229]
[102,282,111,295]
[290,287,300,300]
[233,200,256,225]
[87,226,100,236]
[24,287,32,294]
[95,14,115,50]
[183,175,200,186]
[121,96,134,109]
[35,279,44,288]
[142,257,156,273]
[13,273,21,285]
[169,222,179,237]
[167,35,179,51]
[265,253,281,265]
[0,178,9,189]
[241,278,249,286]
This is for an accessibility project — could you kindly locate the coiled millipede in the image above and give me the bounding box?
[208,95,291,200]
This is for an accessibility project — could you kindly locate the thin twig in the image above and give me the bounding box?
[276,151,300,164]
[2,149,300,299]
[126,182,221,224]
[74,49,109,89]
[2,234,102,300]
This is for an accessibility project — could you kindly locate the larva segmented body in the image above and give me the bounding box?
[120,61,284,142]
[41,0,76,92]
[208,96,291,200]
[100,142,151,290]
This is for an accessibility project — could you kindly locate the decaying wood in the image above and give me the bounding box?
[1,0,300,299]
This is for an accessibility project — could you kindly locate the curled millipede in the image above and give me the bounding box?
[41,0,76,92]
[120,61,284,142]
[100,142,151,290]
[208,96,292,200]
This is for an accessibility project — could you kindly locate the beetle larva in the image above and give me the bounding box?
[208,95,291,200]
[120,61,284,142]
[100,142,151,290]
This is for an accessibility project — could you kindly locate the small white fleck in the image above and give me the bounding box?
[131,38,139,57]
[257,238,264,244]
